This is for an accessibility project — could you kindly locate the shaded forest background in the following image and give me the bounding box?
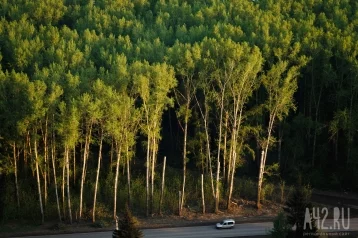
[0,0,357,223]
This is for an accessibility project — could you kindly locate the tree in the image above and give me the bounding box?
[116,204,143,238]
[168,42,200,215]
[132,61,176,216]
[269,212,292,238]
[57,100,80,224]
[284,180,317,238]
[78,92,101,219]
[257,54,305,209]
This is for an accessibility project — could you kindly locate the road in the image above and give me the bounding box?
[14,218,358,238]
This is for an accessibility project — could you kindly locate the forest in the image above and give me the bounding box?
[0,0,357,224]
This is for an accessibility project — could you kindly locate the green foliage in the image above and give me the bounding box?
[284,181,317,238]
[269,212,292,238]
[0,0,357,225]
[117,204,143,238]
[234,178,257,200]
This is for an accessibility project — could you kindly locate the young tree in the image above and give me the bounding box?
[168,42,200,215]
[132,61,176,216]
[58,100,80,224]
[117,204,143,238]
[284,180,317,237]
[224,43,262,210]
[78,92,101,219]
[257,56,304,209]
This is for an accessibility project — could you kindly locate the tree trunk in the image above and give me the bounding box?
[93,128,103,223]
[51,134,62,222]
[227,106,242,210]
[215,161,220,213]
[34,137,45,224]
[223,112,229,185]
[195,94,215,198]
[113,142,121,219]
[43,116,48,206]
[278,123,283,165]
[126,143,131,208]
[146,130,151,217]
[159,156,166,215]
[180,106,189,216]
[62,160,66,218]
[227,140,233,189]
[201,174,205,214]
[257,113,275,209]
[256,150,265,210]
[151,135,157,215]
[13,142,20,211]
[65,146,72,224]
[80,123,92,219]
[215,92,225,214]
[73,146,76,185]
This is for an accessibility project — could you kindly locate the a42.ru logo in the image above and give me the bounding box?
[304,207,350,230]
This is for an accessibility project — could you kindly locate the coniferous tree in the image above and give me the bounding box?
[117,204,143,238]
[284,179,317,238]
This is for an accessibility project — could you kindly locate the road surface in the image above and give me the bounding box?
[14,218,358,238]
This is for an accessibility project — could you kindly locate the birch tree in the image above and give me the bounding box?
[168,42,200,215]
[132,61,176,216]
[257,60,301,209]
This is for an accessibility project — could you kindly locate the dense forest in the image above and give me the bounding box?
[0,0,357,224]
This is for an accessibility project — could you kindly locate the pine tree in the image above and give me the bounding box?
[116,204,143,238]
[283,180,317,238]
[269,212,291,238]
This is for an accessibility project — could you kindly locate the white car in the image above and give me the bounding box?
[216,219,235,229]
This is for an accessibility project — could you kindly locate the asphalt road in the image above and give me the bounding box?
[14,218,358,238]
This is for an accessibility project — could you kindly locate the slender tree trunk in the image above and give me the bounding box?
[227,104,243,210]
[256,150,265,210]
[227,140,233,188]
[257,113,275,209]
[180,105,189,216]
[159,156,166,215]
[215,92,225,213]
[146,131,151,217]
[13,142,20,211]
[201,174,205,214]
[80,123,92,219]
[43,116,48,206]
[151,135,156,215]
[204,119,215,199]
[113,142,121,219]
[195,94,215,198]
[65,146,72,224]
[51,134,62,222]
[93,128,103,223]
[62,161,66,218]
[223,112,229,184]
[34,137,45,224]
[278,123,283,165]
[126,143,131,208]
[73,146,76,185]
[215,161,221,213]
